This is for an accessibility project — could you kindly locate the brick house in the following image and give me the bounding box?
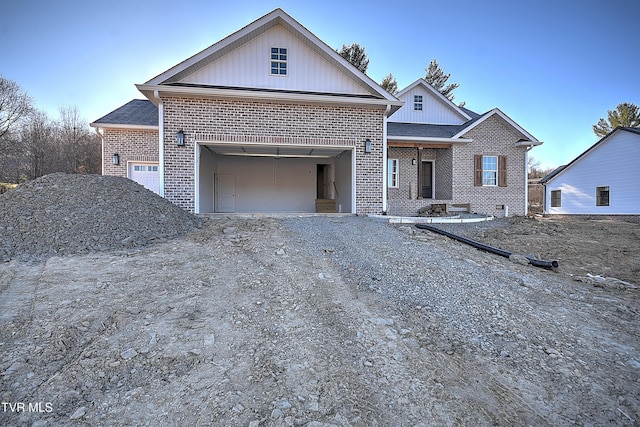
[91,8,541,217]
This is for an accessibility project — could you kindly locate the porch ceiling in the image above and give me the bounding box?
[201,143,348,158]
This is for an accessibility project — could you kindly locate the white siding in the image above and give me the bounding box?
[389,86,466,125]
[545,130,640,214]
[181,26,369,95]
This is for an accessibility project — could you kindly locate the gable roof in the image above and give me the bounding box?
[541,127,640,184]
[136,8,401,112]
[452,108,540,144]
[90,100,158,129]
[394,79,471,122]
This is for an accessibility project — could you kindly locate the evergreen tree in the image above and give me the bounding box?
[380,73,398,95]
[424,59,460,102]
[592,102,640,137]
[337,43,369,74]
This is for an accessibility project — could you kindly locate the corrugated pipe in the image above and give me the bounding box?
[415,223,559,270]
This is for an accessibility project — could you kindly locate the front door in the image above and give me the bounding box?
[421,161,433,199]
[215,174,235,213]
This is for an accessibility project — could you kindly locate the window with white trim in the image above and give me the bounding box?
[270,47,287,75]
[388,159,399,188]
[596,186,609,206]
[482,156,498,186]
[414,95,423,111]
[550,190,561,207]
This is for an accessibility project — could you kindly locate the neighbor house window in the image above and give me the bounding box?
[482,156,498,186]
[474,155,507,187]
[388,159,399,188]
[596,186,610,206]
[550,190,561,207]
[414,95,423,111]
[271,47,287,75]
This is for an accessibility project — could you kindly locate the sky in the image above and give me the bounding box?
[1,0,638,170]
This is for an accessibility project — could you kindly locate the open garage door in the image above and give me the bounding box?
[197,143,353,214]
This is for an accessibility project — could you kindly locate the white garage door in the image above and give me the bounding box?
[129,163,159,194]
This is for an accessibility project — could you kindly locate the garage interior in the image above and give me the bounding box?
[197,143,354,214]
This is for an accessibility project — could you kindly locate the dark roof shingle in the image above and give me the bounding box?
[92,99,158,127]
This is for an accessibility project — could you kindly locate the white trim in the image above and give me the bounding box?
[388,136,473,144]
[89,123,158,131]
[351,147,357,214]
[387,158,399,188]
[453,108,539,142]
[194,144,200,214]
[382,106,390,213]
[154,91,165,197]
[137,84,402,109]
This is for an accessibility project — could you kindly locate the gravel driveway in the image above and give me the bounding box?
[1,215,638,426]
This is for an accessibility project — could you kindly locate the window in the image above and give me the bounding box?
[388,159,398,188]
[474,155,507,187]
[596,186,610,206]
[414,95,423,111]
[270,47,287,75]
[134,165,144,172]
[482,156,498,186]
[550,190,561,207]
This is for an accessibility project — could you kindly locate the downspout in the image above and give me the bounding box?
[153,90,164,197]
[524,144,535,216]
[382,104,391,214]
[94,127,104,175]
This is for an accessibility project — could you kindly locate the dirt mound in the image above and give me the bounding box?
[0,173,201,261]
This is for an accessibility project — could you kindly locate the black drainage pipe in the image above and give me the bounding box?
[415,223,559,270]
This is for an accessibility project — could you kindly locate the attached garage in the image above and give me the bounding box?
[196,142,354,214]
[129,162,160,194]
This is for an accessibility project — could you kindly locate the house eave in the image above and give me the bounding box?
[137,84,403,112]
[89,122,159,131]
[387,136,472,144]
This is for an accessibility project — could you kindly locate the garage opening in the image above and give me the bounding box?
[197,143,353,214]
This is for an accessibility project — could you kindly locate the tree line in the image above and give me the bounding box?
[0,76,100,184]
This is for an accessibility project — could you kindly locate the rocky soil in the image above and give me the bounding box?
[0,174,639,426]
[0,173,201,261]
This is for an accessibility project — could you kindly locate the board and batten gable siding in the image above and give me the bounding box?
[545,130,640,215]
[161,96,385,214]
[389,85,466,125]
[180,25,370,96]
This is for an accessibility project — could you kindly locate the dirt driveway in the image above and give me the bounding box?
[1,215,638,426]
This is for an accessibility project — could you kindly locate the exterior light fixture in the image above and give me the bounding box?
[177,130,185,146]
[112,153,119,165]
[364,138,372,153]
[412,158,417,165]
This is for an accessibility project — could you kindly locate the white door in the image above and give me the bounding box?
[129,163,159,194]
[215,174,235,213]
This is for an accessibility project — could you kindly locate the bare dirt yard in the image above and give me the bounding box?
[1,178,639,426]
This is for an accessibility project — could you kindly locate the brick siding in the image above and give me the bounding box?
[102,128,159,177]
[387,115,528,217]
[162,96,384,213]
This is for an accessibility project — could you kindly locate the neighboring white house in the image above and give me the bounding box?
[541,127,640,216]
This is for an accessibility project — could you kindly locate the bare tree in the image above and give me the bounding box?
[19,110,56,180]
[0,76,33,139]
